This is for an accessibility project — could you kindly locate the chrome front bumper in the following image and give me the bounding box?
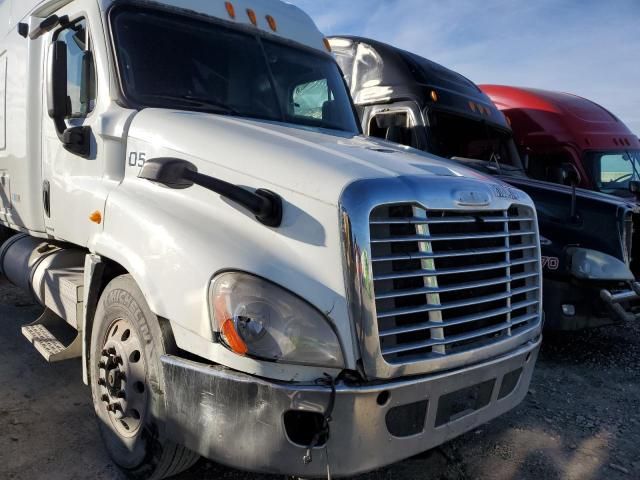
[160,337,540,477]
[600,281,640,322]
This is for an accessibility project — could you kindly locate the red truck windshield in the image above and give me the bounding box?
[585,150,640,195]
[110,6,359,133]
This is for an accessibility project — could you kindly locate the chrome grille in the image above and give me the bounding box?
[370,204,541,365]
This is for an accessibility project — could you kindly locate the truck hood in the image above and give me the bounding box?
[127,109,503,205]
[498,175,639,210]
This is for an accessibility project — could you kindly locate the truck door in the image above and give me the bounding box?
[41,7,105,246]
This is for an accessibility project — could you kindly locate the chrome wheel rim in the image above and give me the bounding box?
[97,318,148,438]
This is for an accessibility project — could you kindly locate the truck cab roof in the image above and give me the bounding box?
[328,35,510,132]
[3,0,329,54]
[480,85,640,152]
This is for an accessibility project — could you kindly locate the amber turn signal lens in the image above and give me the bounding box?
[430,90,438,102]
[246,8,257,26]
[225,2,236,19]
[89,211,102,224]
[221,319,248,355]
[266,15,277,31]
[214,295,248,355]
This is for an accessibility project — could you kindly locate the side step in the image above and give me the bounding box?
[21,308,81,362]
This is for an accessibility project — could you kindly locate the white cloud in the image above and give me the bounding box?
[291,0,640,134]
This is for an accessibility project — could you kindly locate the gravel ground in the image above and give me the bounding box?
[1,279,639,480]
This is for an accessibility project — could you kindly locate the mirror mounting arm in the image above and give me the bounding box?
[139,158,283,228]
[28,15,69,40]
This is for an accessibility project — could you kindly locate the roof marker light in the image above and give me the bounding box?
[246,9,257,26]
[225,2,236,19]
[469,101,477,112]
[323,38,332,52]
[266,15,277,32]
[430,90,438,102]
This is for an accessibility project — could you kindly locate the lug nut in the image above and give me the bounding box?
[101,349,108,356]
[98,361,106,369]
[97,378,106,386]
[101,394,109,403]
[108,347,116,355]
[116,371,126,382]
[111,403,124,419]
[117,390,126,399]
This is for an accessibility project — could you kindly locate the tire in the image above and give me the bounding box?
[89,274,199,479]
[0,225,13,246]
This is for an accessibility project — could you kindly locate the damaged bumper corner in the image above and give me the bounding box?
[600,282,640,322]
[160,337,540,478]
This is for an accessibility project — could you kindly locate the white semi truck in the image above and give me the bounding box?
[0,0,543,478]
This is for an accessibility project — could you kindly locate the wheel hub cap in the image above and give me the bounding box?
[97,318,148,437]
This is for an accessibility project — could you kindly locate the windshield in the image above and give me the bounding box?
[110,7,359,133]
[585,150,640,195]
[427,110,526,176]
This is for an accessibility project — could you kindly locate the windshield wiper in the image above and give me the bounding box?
[450,156,523,176]
[489,152,502,174]
[143,93,242,116]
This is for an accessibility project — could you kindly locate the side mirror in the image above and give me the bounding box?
[561,164,581,187]
[518,146,531,171]
[47,42,92,158]
[559,163,581,223]
[629,180,640,195]
[46,41,68,121]
[139,158,283,227]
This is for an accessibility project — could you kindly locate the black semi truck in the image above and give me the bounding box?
[329,36,640,329]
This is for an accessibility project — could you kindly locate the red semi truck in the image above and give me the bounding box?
[480,85,640,200]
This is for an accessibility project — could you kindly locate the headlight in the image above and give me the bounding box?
[568,247,634,281]
[210,272,344,368]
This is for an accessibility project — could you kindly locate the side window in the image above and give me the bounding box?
[599,153,633,186]
[292,79,331,120]
[369,111,418,149]
[528,152,574,184]
[57,19,95,118]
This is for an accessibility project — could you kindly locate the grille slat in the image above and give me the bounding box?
[377,285,539,318]
[381,314,539,356]
[372,243,537,263]
[375,271,539,300]
[378,300,539,337]
[370,215,535,225]
[374,258,537,281]
[376,272,538,300]
[370,204,541,364]
[371,230,537,243]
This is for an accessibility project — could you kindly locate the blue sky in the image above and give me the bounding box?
[291,0,640,134]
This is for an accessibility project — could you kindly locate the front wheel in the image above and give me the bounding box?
[89,274,199,479]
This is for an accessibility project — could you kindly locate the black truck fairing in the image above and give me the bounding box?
[329,35,640,329]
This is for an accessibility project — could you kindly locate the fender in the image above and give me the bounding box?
[83,178,352,382]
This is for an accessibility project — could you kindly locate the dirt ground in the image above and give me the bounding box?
[1,278,639,480]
